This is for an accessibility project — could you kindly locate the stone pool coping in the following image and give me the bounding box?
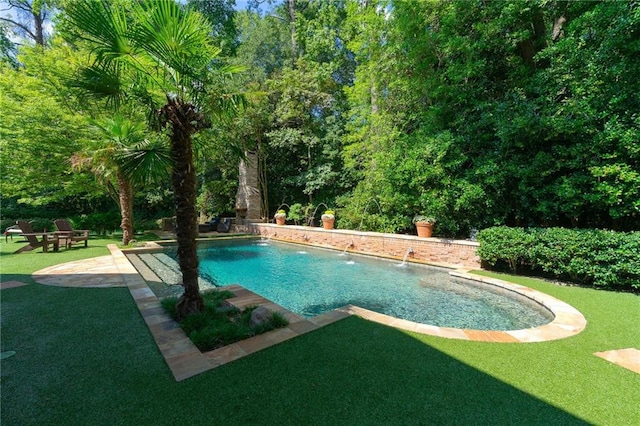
[340,271,587,343]
[30,243,587,381]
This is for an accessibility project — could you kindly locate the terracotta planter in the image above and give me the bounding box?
[415,221,434,237]
[275,216,286,226]
[322,218,335,230]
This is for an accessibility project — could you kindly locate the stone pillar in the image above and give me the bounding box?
[235,151,261,223]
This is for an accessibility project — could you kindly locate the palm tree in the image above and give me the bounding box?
[72,115,172,246]
[63,0,243,317]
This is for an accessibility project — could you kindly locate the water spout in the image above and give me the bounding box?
[258,233,272,246]
[358,198,384,231]
[339,240,354,256]
[309,203,330,227]
[398,246,414,266]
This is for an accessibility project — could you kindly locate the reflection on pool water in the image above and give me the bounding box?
[165,239,554,331]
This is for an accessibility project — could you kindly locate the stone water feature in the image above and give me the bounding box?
[235,150,261,224]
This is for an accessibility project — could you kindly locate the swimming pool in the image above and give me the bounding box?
[164,239,554,331]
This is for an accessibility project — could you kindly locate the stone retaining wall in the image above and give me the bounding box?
[240,223,481,269]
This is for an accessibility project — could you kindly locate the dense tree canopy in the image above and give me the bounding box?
[1,0,638,238]
[336,0,640,235]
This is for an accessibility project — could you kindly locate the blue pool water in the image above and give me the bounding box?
[168,239,553,330]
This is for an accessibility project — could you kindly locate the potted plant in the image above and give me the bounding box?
[321,210,335,230]
[413,215,436,237]
[274,209,287,225]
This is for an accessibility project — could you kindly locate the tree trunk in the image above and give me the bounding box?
[33,10,45,46]
[287,0,298,61]
[117,171,134,245]
[161,98,204,318]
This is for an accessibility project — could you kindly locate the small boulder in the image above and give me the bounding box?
[250,306,272,328]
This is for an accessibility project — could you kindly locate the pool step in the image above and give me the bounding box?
[138,253,183,285]
[132,253,215,289]
[126,254,163,285]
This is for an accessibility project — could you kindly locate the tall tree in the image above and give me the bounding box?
[243,0,352,211]
[72,115,172,245]
[63,0,244,317]
[187,0,239,55]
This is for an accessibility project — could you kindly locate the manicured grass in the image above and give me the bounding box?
[1,239,638,424]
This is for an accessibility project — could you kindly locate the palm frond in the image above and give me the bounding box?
[131,0,217,90]
[217,64,248,75]
[69,63,126,108]
[209,93,247,122]
[116,137,173,185]
[63,0,133,62]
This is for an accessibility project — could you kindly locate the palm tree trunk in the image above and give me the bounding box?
[117,171,134,245]
[163,98,204,318]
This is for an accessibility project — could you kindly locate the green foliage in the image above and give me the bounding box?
[133,218,160,232]
[0,50,99,204]
[193,129,242,217]
[476,227,536,272]
[0,218,15,231]
[71,212,121,234]
[265,59,345,204]
[0,217,55,232]
[477,227,640,289]
[288,203,305,224]
[340,0,640,235]
[187,0,238,56]
[161,290,289,352]
[5,0,640,242]
[0,24,18,67]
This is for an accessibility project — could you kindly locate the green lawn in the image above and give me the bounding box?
[1,237,638,425]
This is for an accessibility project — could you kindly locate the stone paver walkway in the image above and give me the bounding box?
[594,348,640,374]
[30,243,590,381]
[34,255,128,288]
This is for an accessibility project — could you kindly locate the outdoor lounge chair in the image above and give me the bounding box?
[14,220,59,254]
[54,219,89,249]
[4,224,24,243]
[216,217,231,233]
[197,217,221,233]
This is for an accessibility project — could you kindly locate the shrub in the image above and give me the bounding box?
[161,290,289,352]
[1,218,17,231]
[71,212,121,234]
[476,226,535,272]
[134,218,160,232]
[477,227,640,290]
[288,203,305,225]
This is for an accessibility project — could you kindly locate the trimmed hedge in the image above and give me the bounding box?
[477,226,640,290]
